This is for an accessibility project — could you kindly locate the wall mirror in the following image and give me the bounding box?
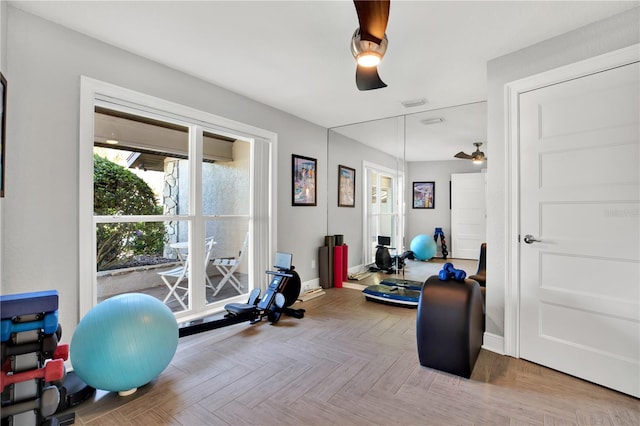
[327,101,487,270]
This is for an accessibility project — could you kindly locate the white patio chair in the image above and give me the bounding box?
[159,237,216,310]
[209,233,248,297]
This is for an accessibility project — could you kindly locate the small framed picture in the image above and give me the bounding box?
[338,165,356,207]
[292,154,317,206]
[413,181,435,209]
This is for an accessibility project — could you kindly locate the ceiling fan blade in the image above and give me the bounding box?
[454,151,473,160]
[354,0,390,43]
[356,65,387,91]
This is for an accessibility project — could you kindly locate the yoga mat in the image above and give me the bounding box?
[318,246,330,289]
[342,244,349,282]
[333,245,343,288]
[325,235,335,288]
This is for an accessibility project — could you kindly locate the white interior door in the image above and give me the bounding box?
[519,61,639,397]
[451,172,486,259]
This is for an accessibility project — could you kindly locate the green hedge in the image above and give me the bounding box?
[94,154,165,270]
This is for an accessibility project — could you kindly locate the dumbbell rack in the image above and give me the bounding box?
[1,290,74,426]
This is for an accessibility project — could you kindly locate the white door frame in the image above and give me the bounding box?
[503,44,640,357]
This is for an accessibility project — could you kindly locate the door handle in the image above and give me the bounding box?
[523,234,541,244]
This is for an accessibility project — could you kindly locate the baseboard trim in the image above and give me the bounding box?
[298,288,326,302]
[482,332,505,355]
[348,264,365,273]
[302,278,321,293]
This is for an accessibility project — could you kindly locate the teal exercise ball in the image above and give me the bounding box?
[410,234,437,261]
[70,293,178,395]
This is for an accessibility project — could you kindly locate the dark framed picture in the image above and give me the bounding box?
[413,181,435,209]
[338,165,356,207]
[292,154,317,206]
[0,72,6,198]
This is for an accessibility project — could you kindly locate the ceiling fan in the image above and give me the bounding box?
[351,0,390,91]
[455,142,487,163]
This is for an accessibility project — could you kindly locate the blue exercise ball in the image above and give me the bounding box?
[70,293,178,394]
[410,234,437,261]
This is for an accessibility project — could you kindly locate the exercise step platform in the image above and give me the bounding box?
[379,278,423,291]
[362,284,420,308]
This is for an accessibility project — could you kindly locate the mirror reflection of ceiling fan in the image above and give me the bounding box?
[454,142,487,163]
[351,0,390,91]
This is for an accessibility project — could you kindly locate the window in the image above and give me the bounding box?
[80,77,276,321]
[363,161,404,265]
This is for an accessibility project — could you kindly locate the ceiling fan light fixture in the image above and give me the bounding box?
[454,142,487,162]
[351,29,388,65]
[356,52,382,67]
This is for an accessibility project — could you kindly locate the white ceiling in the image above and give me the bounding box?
[11,0,638,160]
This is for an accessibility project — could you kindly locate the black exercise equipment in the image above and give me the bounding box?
[363,237,418,307]
[379,278,422,290]
[468,243,486,286]
[55,371,96,414]
[468,243,487,309]
[362,278,423,308]
[416,275,484,378]
[369,236,411,274]
[179,252,305,338]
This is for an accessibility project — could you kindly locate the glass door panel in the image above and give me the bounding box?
[200,134,251,307]
[205,218,250,307]
[94,107,191,311]
[201,134,249,215]
[96,219,192,313]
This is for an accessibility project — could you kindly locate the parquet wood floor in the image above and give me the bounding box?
[71,259,639,425]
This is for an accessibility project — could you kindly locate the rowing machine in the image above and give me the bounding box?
[179,252,305,338]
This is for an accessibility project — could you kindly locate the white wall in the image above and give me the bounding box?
[406,160,480,253]
[485,7,640,338]
[1,7,327,338]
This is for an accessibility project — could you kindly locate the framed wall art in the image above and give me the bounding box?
[413,181,435,209]
[292,154,317,206]
[338,165,355,207]
[1,72,6,198]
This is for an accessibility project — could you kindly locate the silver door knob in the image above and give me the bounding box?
[523,234,541,244]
